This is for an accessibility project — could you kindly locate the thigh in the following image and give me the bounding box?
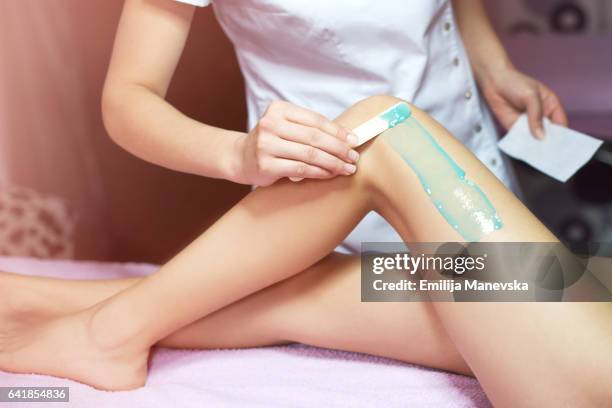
[284,253,470,375]
[354,96,612,407]
[162,252,470,375]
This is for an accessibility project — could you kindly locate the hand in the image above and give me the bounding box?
[236,100,360,186]
[479,66,568,139]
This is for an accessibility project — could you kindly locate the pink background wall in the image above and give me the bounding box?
[0,1,248,262]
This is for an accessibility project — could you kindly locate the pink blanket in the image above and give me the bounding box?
[0,257,490,407]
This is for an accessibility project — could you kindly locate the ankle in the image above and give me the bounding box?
[86,303,142,354]
[0,273,44,318]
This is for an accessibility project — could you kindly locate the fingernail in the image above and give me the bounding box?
[347,133,359,147]
[348,149,360,162]
[536,128,545,139]
[344,163,357,175]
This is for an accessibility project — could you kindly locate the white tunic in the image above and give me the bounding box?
[175,0,518,252]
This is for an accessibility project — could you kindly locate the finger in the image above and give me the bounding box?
[525,88,545,139]
[541,86,569,127]
[271,158,334,180]
[275,121,359,163]
[268,138,356,176]
[282,104,358,146]
[550,104,569,127]
[493,105,521,130]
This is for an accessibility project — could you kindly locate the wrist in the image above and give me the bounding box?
[472,56,514,88]
[226,132,250,185]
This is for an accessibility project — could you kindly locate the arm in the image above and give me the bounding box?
[451,0,511,84]
[102,0,242,181]
[452,0,568,137]
[102,0,359,186]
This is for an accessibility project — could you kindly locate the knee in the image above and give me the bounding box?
[338,94,453,192]
[343,95,441,148]
[355,94,404,110]
[348,94,453,161]
[351,95,432,121]
[341,95,412,179]
[350,95,444,139]
[344,95,413,124]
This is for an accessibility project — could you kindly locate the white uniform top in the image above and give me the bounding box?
[175,0,519,252]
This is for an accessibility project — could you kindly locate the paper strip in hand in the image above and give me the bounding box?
[498,114,603,182]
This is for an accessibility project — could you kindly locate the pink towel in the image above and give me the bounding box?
[0,257,490,407]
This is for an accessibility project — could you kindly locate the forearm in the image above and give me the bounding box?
[102,83,245,182]
[452,0,512,82]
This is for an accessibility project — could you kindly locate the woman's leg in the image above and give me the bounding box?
[1,95,610,405]
[0,262,469,375]
[164,253,468,375]
[365,98,612,407]
[0,97,445,390]
[0,273,137,325]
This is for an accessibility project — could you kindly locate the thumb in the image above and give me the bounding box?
[525,89,545,139]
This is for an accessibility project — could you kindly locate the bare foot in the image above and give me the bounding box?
[0,309,149,391]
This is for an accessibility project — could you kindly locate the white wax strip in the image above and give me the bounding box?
[498,114,603,182]
[289,102,409,182]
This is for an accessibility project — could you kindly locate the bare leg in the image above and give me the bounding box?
[0,98,453,390]
[0,256,468,374]
[163,253,467,375]
[1,96,610,406]
[0,273,137,325]
[364,98,612,407]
